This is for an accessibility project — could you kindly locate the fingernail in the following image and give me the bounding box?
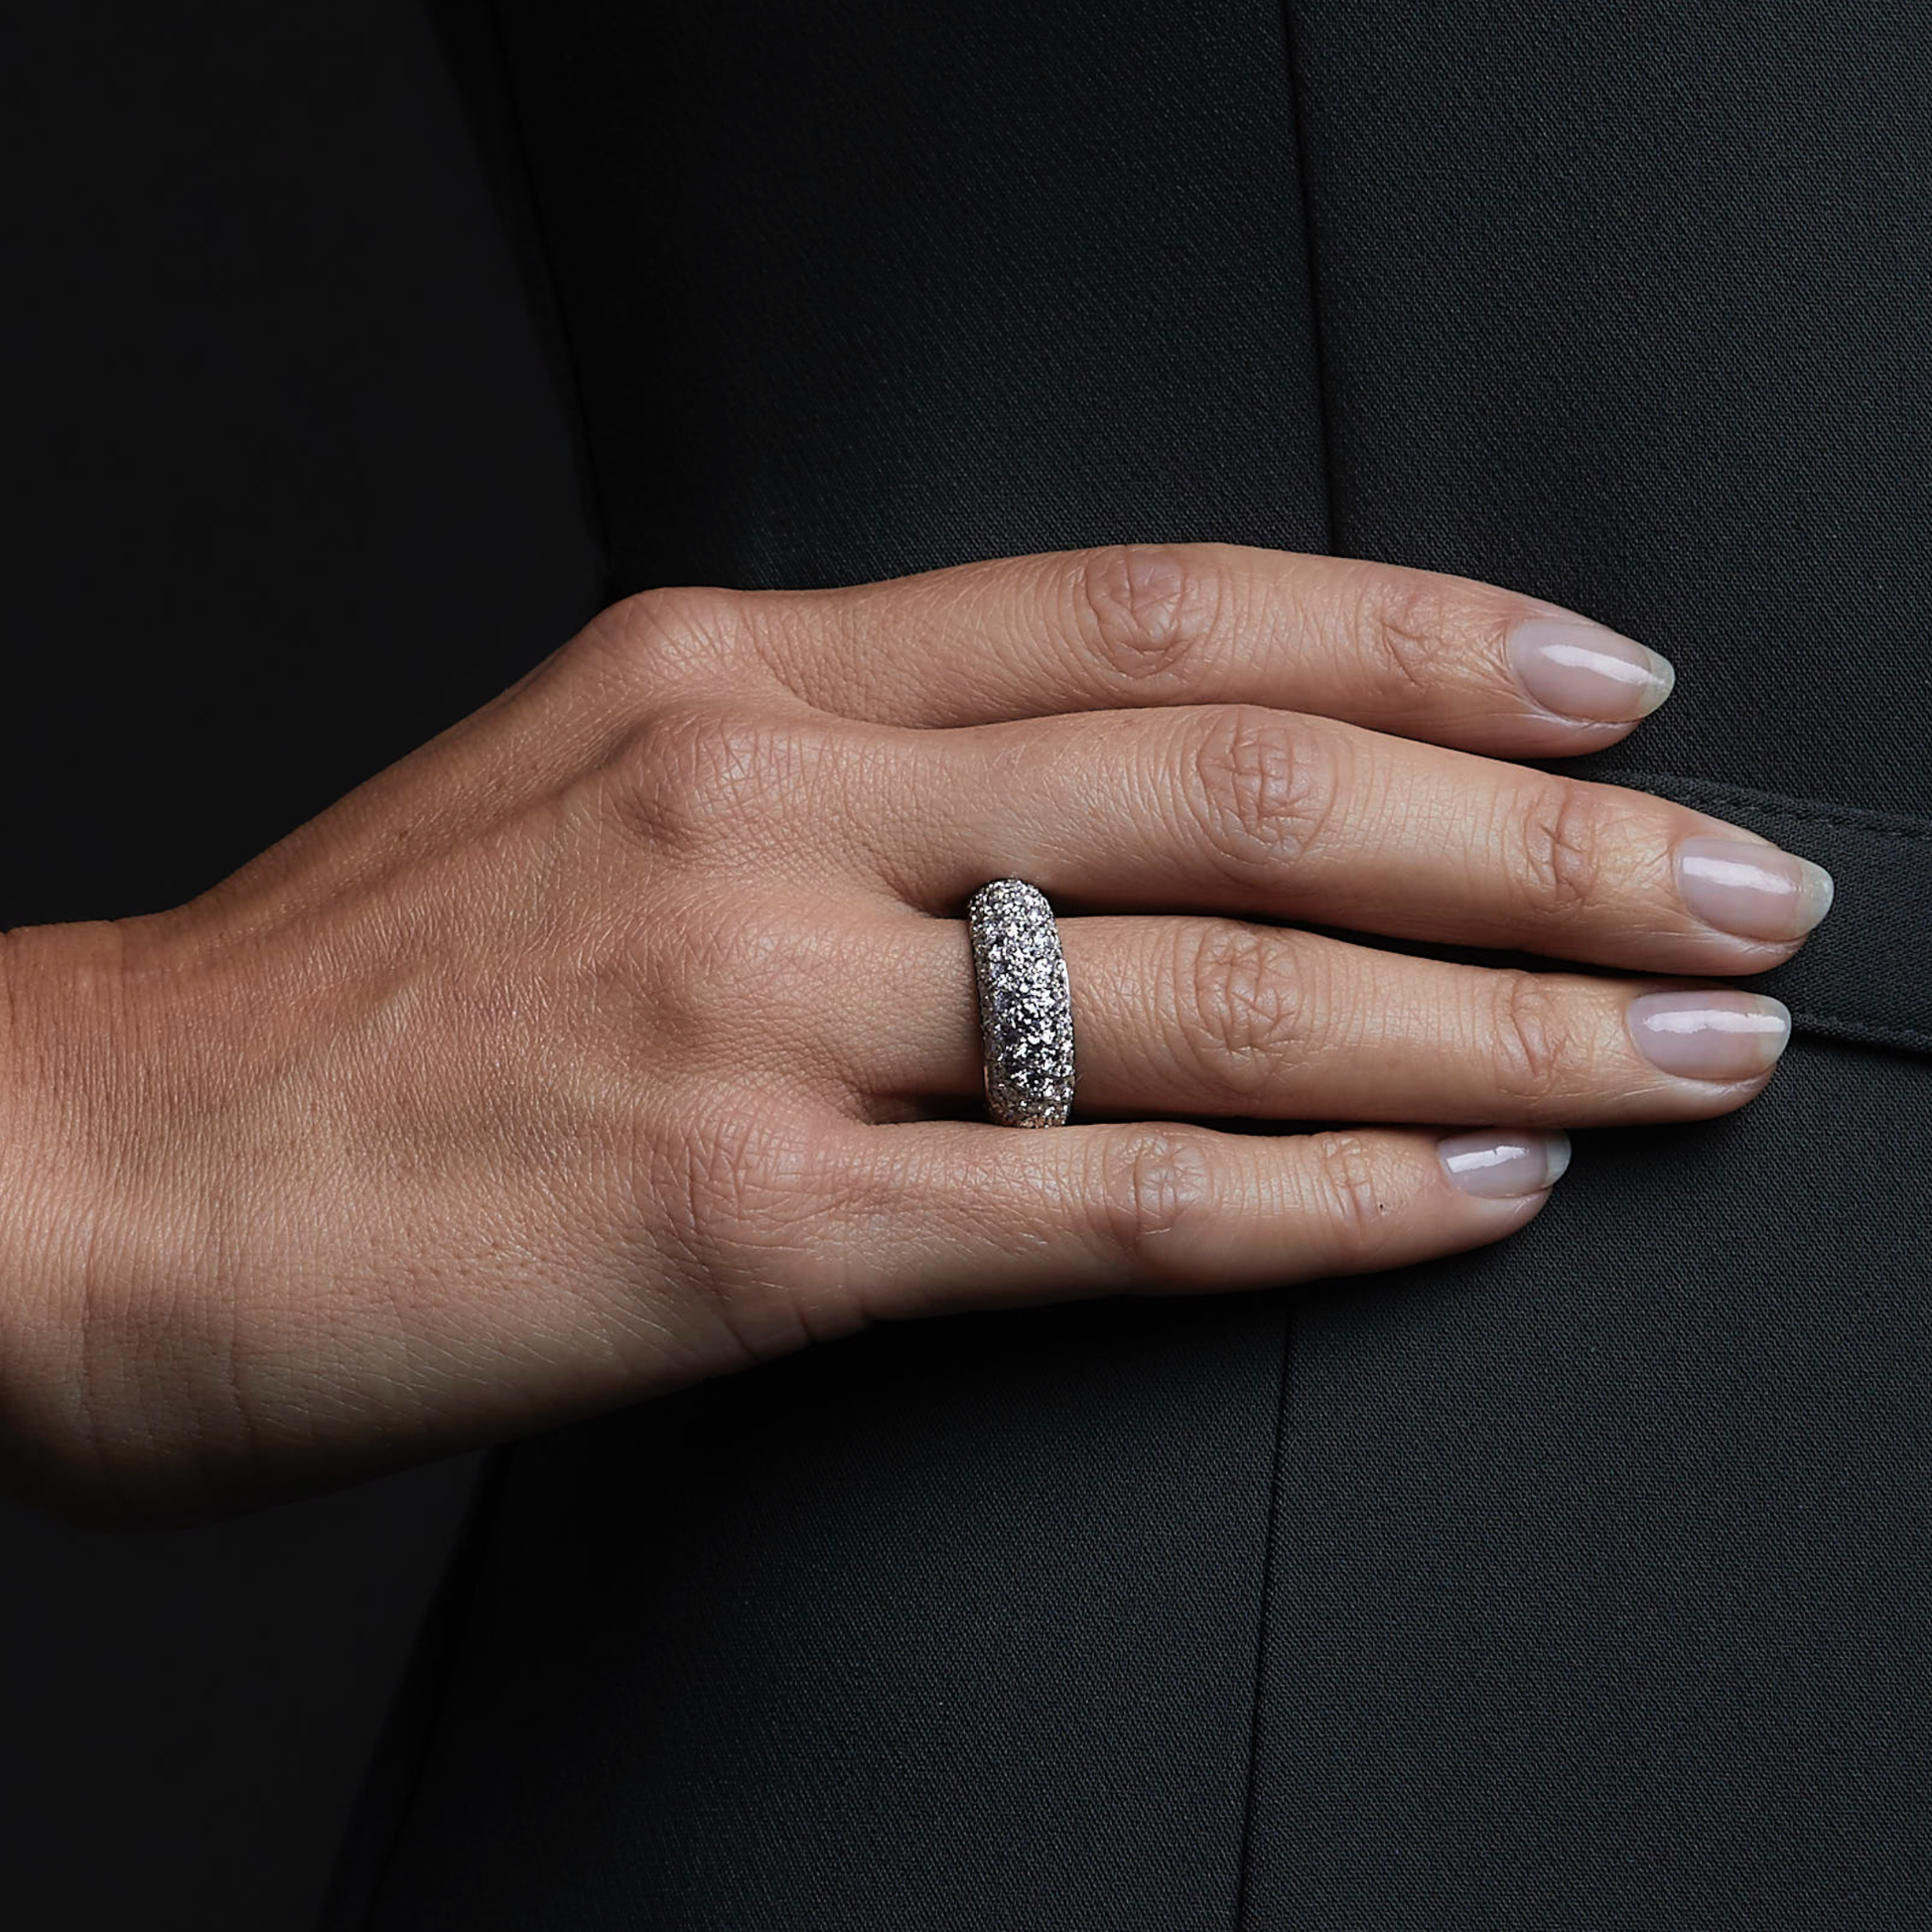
[1508,616,1676,722]
[1438,1129,1572,1197]
[1675,836,1836,941]
[1627,989,1792,1080]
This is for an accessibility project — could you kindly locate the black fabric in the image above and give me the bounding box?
[333,2,1932,1925]
[1286,0,1932,823]
[1247,1037,1932,1929]
[487,0,1332,589]
[345,1301,1291,1929]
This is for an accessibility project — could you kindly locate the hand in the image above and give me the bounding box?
[0,544,1832,1523]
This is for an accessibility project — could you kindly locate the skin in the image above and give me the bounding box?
[0,543,1830,1527]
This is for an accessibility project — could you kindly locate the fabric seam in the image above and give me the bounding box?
[1613,765,1932,1049]
[1275,1,1336,555]
[1234,1,1330,1922]
[1232,1297,1295,1932]
[485,0,618,606]
[1611,767,1932,842]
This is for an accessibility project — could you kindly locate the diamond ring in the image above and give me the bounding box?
[965,879,1076,1128]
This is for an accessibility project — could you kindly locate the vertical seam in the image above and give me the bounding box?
[316,1449,513,1929]
[1273,0,1338,557]
[1233,4,1331,1921]
[1231,1296,1295,1931]
[486,0,619,608]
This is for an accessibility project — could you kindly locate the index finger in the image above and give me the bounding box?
[734,542,1675,753]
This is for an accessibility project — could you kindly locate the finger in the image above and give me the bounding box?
[862,705,1835,976]
[732,542,1674,753]
[847,912,1791,1126]
[823,1117,1570,1320]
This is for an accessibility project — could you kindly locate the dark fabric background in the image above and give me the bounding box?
[338,3,1932,1928]
[0,6,597,1927]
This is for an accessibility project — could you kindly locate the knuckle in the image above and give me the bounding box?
[644,893,778,1041]
[613,700,819,852]
[651,1108,857,1361]
[1070,543,1221,684]
[646,895,846,1059]
[597,583,752,687]
[1091,1127,1219,1284]
[665,1109,803,1265]
[1175,922,1311,1096]
[1303,1129,1401,1262]
[1342,566,1452,700]
[1513,777,1605,918]
[682,895,795,995]
[1487,968,1572,1105]
[1182,705,1338,873]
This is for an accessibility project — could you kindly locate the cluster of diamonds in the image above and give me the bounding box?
[966,879,1076,1128]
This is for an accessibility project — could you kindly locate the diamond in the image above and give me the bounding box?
[965,879,1076,1129]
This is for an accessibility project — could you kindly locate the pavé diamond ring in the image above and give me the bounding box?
[965,879,1076,1128]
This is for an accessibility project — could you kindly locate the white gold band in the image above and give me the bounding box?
[966,879,1076,1128]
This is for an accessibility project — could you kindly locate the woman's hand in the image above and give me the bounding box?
[0,544,1832,1523]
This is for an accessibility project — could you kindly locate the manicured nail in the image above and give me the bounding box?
[1438,1129,1572,1197]
[1675,836,1836,941]
[1508,616,1675,722]
[1627,989,1791,1080]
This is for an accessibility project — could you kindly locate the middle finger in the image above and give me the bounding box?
[861,704,1835,977]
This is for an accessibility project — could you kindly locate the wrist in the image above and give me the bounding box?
[0,913,185,1521]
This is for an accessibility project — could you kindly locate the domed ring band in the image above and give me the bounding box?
[965,879,1077,1128]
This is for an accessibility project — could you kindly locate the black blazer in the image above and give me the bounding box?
[331,2,1932,1923]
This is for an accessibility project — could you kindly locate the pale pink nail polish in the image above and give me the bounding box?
[1508,616,1675,722]
[1438,1129,1572,1197]
[1627,990,1792,1080]
[1675,836,1836,941]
